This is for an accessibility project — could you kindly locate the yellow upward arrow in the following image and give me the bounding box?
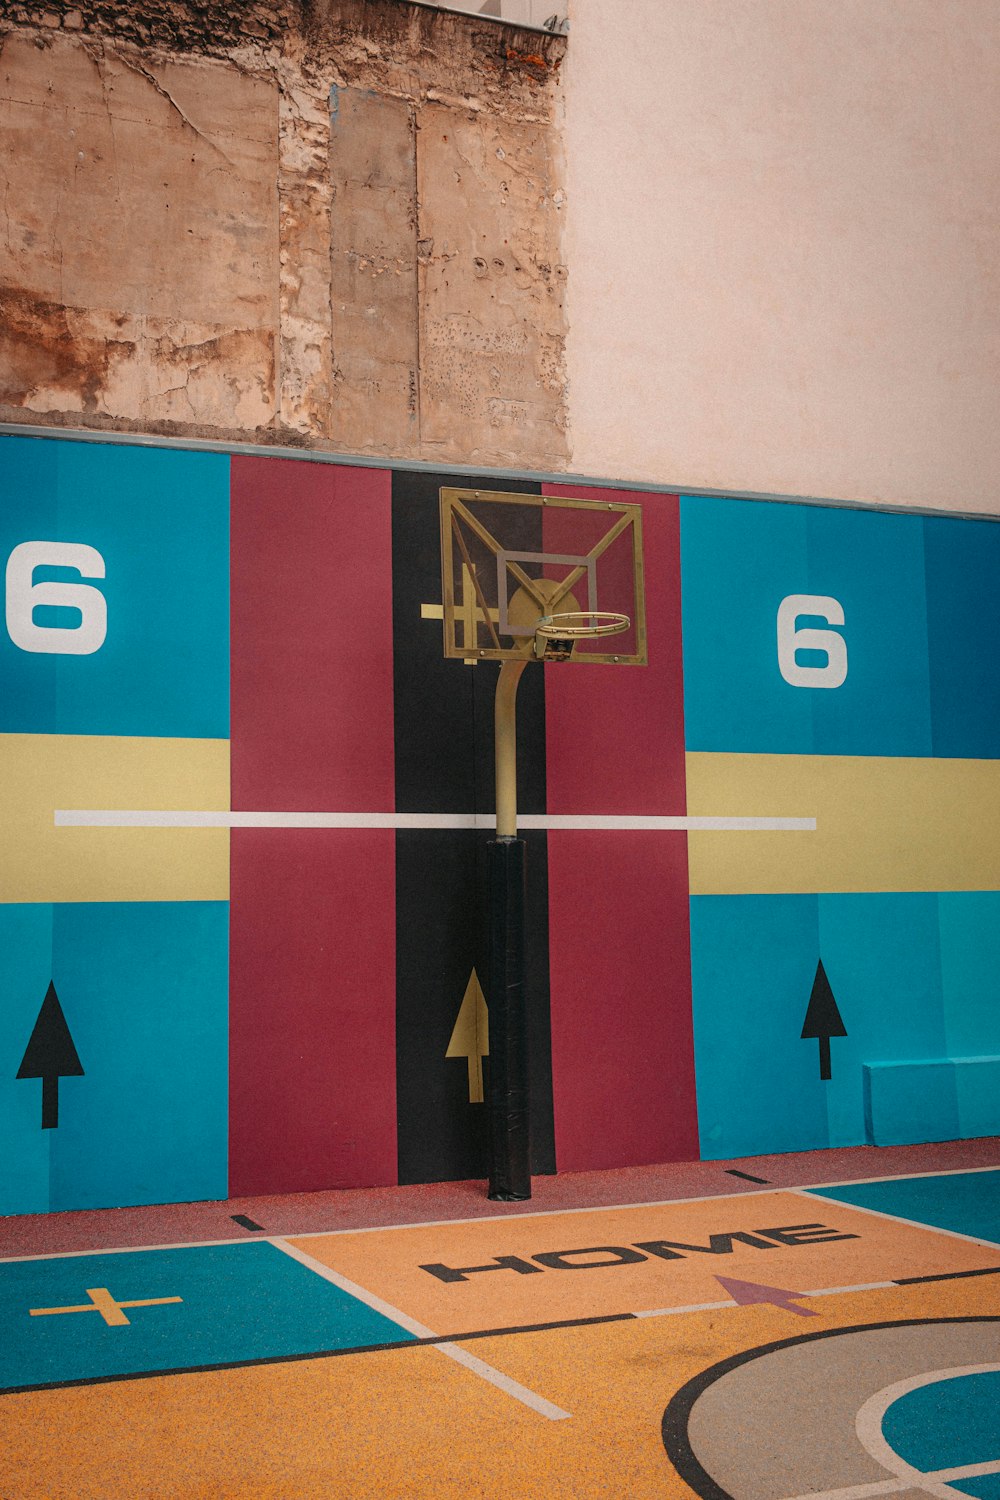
[446,969,489,1104]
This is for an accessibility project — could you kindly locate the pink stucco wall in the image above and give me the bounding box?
[564,0,1000,513]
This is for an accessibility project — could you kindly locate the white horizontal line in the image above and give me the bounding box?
[525,815,816,831]
[634,1299,730,1317]
[802,1280,894,1296]
[633,1278,895,1322]
[54,810,816,832]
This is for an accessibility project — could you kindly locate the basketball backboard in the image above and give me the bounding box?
[439,488,647,665]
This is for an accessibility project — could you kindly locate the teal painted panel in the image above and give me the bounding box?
[680,498,815,756]
[1,902,228,1215]
[864,1060,960,1146]
[691,893,957,1159]
[0,905,54,1214]
[954,1056,1000,1140]
[690,894,830,1159]
[925,516,1000,758]
[0,435,229,738]
[939,893,1000,1057]
[817,893,946,1146]
[680,496,812,753]
[680,496,932,756]
[804,505,931,757]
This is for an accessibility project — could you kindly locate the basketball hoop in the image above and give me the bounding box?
[533,610,631,660]
[437,486,645,1202]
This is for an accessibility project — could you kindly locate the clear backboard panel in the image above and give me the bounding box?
[439,488,647,665]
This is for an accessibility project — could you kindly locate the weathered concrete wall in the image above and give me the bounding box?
[0,31,279,430]
[0,0,568,468]
[563,0,1000,514]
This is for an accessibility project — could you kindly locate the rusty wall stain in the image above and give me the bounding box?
[0,0,569,467]
[0,288,116,411]
[0,30,279,428]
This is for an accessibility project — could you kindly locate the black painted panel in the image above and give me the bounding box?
[395,829,555,1185]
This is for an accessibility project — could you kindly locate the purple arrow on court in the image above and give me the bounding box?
[715,1275,819,1317]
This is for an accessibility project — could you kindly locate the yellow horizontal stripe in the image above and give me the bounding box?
[0,734,229,904]
[686,752,1000,895]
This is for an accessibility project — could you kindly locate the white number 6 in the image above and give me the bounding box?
[777,594,847,689]
[6,541,108,655]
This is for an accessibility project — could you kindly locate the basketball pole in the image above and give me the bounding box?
[487,659,531,1201]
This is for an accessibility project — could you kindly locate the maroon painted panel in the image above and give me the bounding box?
[230,457,395,813]
[229,458,397,1192]
[542,485,698,1169]
[541,484,688,815]
[229,830,397,1193]
[546,831,697,1170]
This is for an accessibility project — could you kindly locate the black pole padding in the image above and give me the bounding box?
[486,837,531,1201]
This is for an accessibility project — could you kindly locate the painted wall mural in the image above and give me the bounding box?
[1,433,998,1215]
[681,496,1000,1159]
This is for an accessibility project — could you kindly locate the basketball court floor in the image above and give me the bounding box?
[2,1139,999,1498]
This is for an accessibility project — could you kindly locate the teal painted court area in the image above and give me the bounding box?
[883,1369,1000,1497]
[0,1240,414,1394]
[809,1168,1000,1245]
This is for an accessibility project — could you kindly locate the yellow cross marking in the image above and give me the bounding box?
[422,563,501,665]
[30,1286,183,1327]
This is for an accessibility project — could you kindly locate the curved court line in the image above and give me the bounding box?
[854,1363,1000,1500]
[270,1238,571,1421]
[661,1317,1000,1500]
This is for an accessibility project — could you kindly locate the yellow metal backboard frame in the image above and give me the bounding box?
[439,488,647,666]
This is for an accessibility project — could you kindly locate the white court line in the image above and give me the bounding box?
[634,1299,731,1318]
[0,1182,787,1264]
[634,1279,896,1320]
[797,1188,1000,1252]
[785,1458,1000,1500]
[282,1183,789,1240]
[5,1167,995,1263]
[53,808,815,832]
[638,1296,731,1320]
[289,1171,998,1241]
[270,1238,571,1422]
[802,1280,897,1297]
[6,1163,996,1264]
[801,1164,1000,1190]
[0,1235,253,1264]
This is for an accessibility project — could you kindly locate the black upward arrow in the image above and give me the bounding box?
[800,959,847,1081]
[16,982,84,1129]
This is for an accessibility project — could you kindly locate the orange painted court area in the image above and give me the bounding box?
[289,1189,1000,1330]
[3,1163,1000,1498]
